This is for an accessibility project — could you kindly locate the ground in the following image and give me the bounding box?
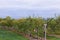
[0,30,28,40]
[0,30,60,40]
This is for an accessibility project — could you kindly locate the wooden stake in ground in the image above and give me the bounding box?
[44,24,47,40]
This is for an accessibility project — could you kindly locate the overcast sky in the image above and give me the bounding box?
[0,0,60,9]
[0,0,60,18]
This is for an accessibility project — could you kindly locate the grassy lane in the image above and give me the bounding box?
[47,36,60,40]
[0,30,29,40]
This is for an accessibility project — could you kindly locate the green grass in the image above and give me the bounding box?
[0,30,29,40]
[0,29,60,40]
[47,35,60,40]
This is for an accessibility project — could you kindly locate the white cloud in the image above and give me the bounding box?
[0,0,60,9]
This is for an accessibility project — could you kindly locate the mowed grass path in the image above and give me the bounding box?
[47,35,60,40]
[0,30,29,40]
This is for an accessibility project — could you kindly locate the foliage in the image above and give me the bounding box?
[0,16,60,37]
